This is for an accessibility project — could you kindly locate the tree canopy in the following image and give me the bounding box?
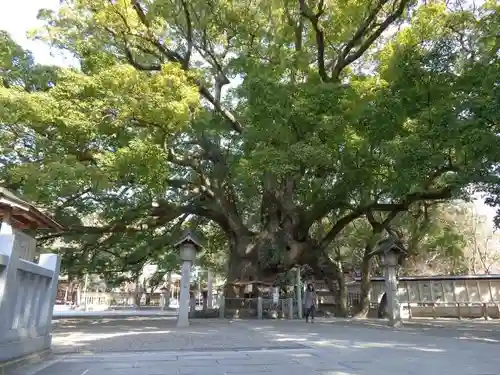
[0,0,499,298]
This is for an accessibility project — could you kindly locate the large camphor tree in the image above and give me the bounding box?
[1,0,499,313]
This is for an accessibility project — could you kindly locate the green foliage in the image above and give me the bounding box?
[0,0,499,280]
[393,203,469,275]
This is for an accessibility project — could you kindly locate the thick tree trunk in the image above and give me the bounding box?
[336,274,348,317]
[311,255,348,317]
[220,198,357,318]
[354,254,372,318]
[224,233,260,315]
[65,279,73,303]
[225,234,259,282]
[134,279,142,308]
[354,213,389,318]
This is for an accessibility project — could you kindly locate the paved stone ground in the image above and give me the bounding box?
[9,317,500,375]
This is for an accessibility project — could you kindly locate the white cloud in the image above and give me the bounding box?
[0,0,74,66]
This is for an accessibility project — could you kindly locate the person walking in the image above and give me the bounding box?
[304,283,317,323]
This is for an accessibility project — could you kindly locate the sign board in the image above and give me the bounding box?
[272,287,279,304]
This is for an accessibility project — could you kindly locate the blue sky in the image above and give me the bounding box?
[1,0,497,226]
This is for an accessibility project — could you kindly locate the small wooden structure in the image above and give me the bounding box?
[0,187,63,231]
[0,187,63,261]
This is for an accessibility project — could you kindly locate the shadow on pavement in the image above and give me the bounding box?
[318,318,500,344]
[50,317,309,354]
[9,317,500,375]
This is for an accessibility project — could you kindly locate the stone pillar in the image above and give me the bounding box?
[82,274,89,311]
[296,267,302,319]
[163,272,171,310]
[207,271,213,308]
[189,292,196,317]
[219,295,225,319]
[257,296,263,319]
[385,265,401,327]
[160,292,167,310]
[0,218,18,336]
[77,287,82,306]
[288,297,293,319]
[38,254,61,335]
[177,259,192,327]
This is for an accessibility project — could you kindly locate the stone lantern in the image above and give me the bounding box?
[370,235,407,327]
[173,229,202,327]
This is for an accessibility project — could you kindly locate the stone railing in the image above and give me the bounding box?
[363,276,500,319]
[0,226,60,362]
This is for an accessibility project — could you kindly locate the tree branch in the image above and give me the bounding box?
[180,0,193,69]
[128,0,243,133]
[317,185,453,250]
[299,0,328,81]
[331,0,411,80]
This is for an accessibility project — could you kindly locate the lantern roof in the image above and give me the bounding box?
[370,235,407,257]
[173,229,203,250]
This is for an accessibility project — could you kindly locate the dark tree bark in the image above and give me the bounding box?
[310,253,349,317]
[355,254,372,318]
[354,208,404,318]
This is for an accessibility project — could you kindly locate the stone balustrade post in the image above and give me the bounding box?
[37,254,61,335]
[0,220,18,337]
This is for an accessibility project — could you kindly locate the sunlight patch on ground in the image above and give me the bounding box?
[52,330,171,347]
[288,353,315,358]
[307,338,445,354]
[274,337,308,342]
[311,340,352,349]
[351,342,444,352]
[457,336,500,343]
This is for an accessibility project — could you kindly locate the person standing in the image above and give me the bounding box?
[304,283,317,323]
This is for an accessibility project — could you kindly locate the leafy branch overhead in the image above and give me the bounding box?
[0,0,498,283]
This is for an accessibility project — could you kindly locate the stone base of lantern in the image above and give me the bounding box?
[388,319,403,328]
